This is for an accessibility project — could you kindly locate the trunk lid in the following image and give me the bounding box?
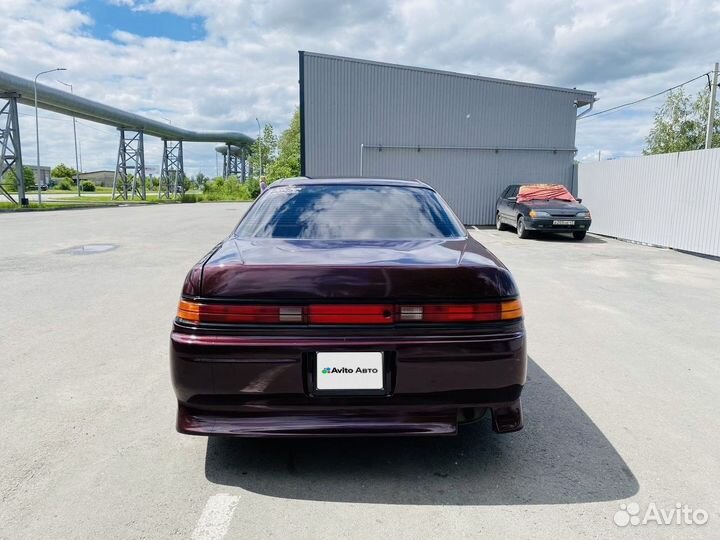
[198,238,518,301]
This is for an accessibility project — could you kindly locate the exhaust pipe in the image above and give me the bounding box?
[491,399,524,433]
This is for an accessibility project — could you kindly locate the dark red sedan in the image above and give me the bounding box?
[170,178,527,437]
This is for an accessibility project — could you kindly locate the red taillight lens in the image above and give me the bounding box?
[177,299,522,325]
[307,304,394,324]
[420,303,501,322]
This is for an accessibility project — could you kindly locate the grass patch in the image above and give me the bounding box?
[1,190,255,211]
[50,194,169,204]
[0,201,118,211]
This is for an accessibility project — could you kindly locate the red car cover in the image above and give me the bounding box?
[517,184,576,203]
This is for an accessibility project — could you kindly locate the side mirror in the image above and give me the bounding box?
[508,196,517,202]
[576,198,582,203]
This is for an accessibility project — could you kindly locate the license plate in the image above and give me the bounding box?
[316,352,383,390]
[553,220,575,225]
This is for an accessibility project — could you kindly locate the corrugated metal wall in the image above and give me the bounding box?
[578,149,720,257]
[361,147,575,228]
[301,52,594,224]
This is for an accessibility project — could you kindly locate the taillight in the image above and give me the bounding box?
[176,300,303,324]
[176,299,522,325]
[398,299,522,322]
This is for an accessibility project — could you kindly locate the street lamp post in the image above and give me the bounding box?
[57,80,81,197]
[256,117,263,177]
[34,68,66,204]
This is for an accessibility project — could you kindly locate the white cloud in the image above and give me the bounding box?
[1,0,718,175]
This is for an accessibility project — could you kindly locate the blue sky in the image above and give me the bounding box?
[1,0,719,174]
[80,1,205,41]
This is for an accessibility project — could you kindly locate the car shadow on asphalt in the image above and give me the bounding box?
[204,358,638,505]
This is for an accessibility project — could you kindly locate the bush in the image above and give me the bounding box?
[81,180,96,192]
[245,178,261,199]
[57,177,74,190]
[181,193,203,203]
[202,176,254,201]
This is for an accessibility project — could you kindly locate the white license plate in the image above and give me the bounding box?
[553,220,575,225]
[316,352,383,390]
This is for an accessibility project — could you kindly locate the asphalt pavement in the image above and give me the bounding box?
[1,203,717,539]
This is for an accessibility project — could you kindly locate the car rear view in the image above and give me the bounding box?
[170,178,527,437]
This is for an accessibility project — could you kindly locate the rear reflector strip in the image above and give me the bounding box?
[307,304,394,324]
[177,299,523,325]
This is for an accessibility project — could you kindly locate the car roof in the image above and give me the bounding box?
[270,176,433,189]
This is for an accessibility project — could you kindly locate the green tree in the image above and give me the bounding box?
[248,123,278,177]
[2,166,36,191]
[51,163,77,180]
[266,109,300,182]
[195,172,208,188]
[645,88,720,154]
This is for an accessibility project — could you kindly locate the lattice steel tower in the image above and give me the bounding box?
[158,139,184,199]
[112,128,146,200]
[0,93,26,204]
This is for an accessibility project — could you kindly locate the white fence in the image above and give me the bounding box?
[578,149,720,257]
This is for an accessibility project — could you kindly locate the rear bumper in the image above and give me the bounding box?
[177,400,524,437]
[524,218,591,232]
[170,324,527,436]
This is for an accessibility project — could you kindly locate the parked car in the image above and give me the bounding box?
[496,183,592,240]
[171,177,527,437]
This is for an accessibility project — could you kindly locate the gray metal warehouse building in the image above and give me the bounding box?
[300,52,596,225]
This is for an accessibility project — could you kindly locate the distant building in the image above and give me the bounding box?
[33,166,51,185]
[78,170,115,187]
[300,52,596,225]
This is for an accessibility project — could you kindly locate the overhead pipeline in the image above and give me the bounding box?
[0,69,254,147]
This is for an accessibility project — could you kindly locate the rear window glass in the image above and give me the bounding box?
[234,184,465,240]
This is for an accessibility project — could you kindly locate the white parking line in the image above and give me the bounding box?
[191,494,240,540]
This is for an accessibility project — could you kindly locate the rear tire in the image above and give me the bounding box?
[573,231,586,240]
[496,212,507,231]
[517,216,530,239]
